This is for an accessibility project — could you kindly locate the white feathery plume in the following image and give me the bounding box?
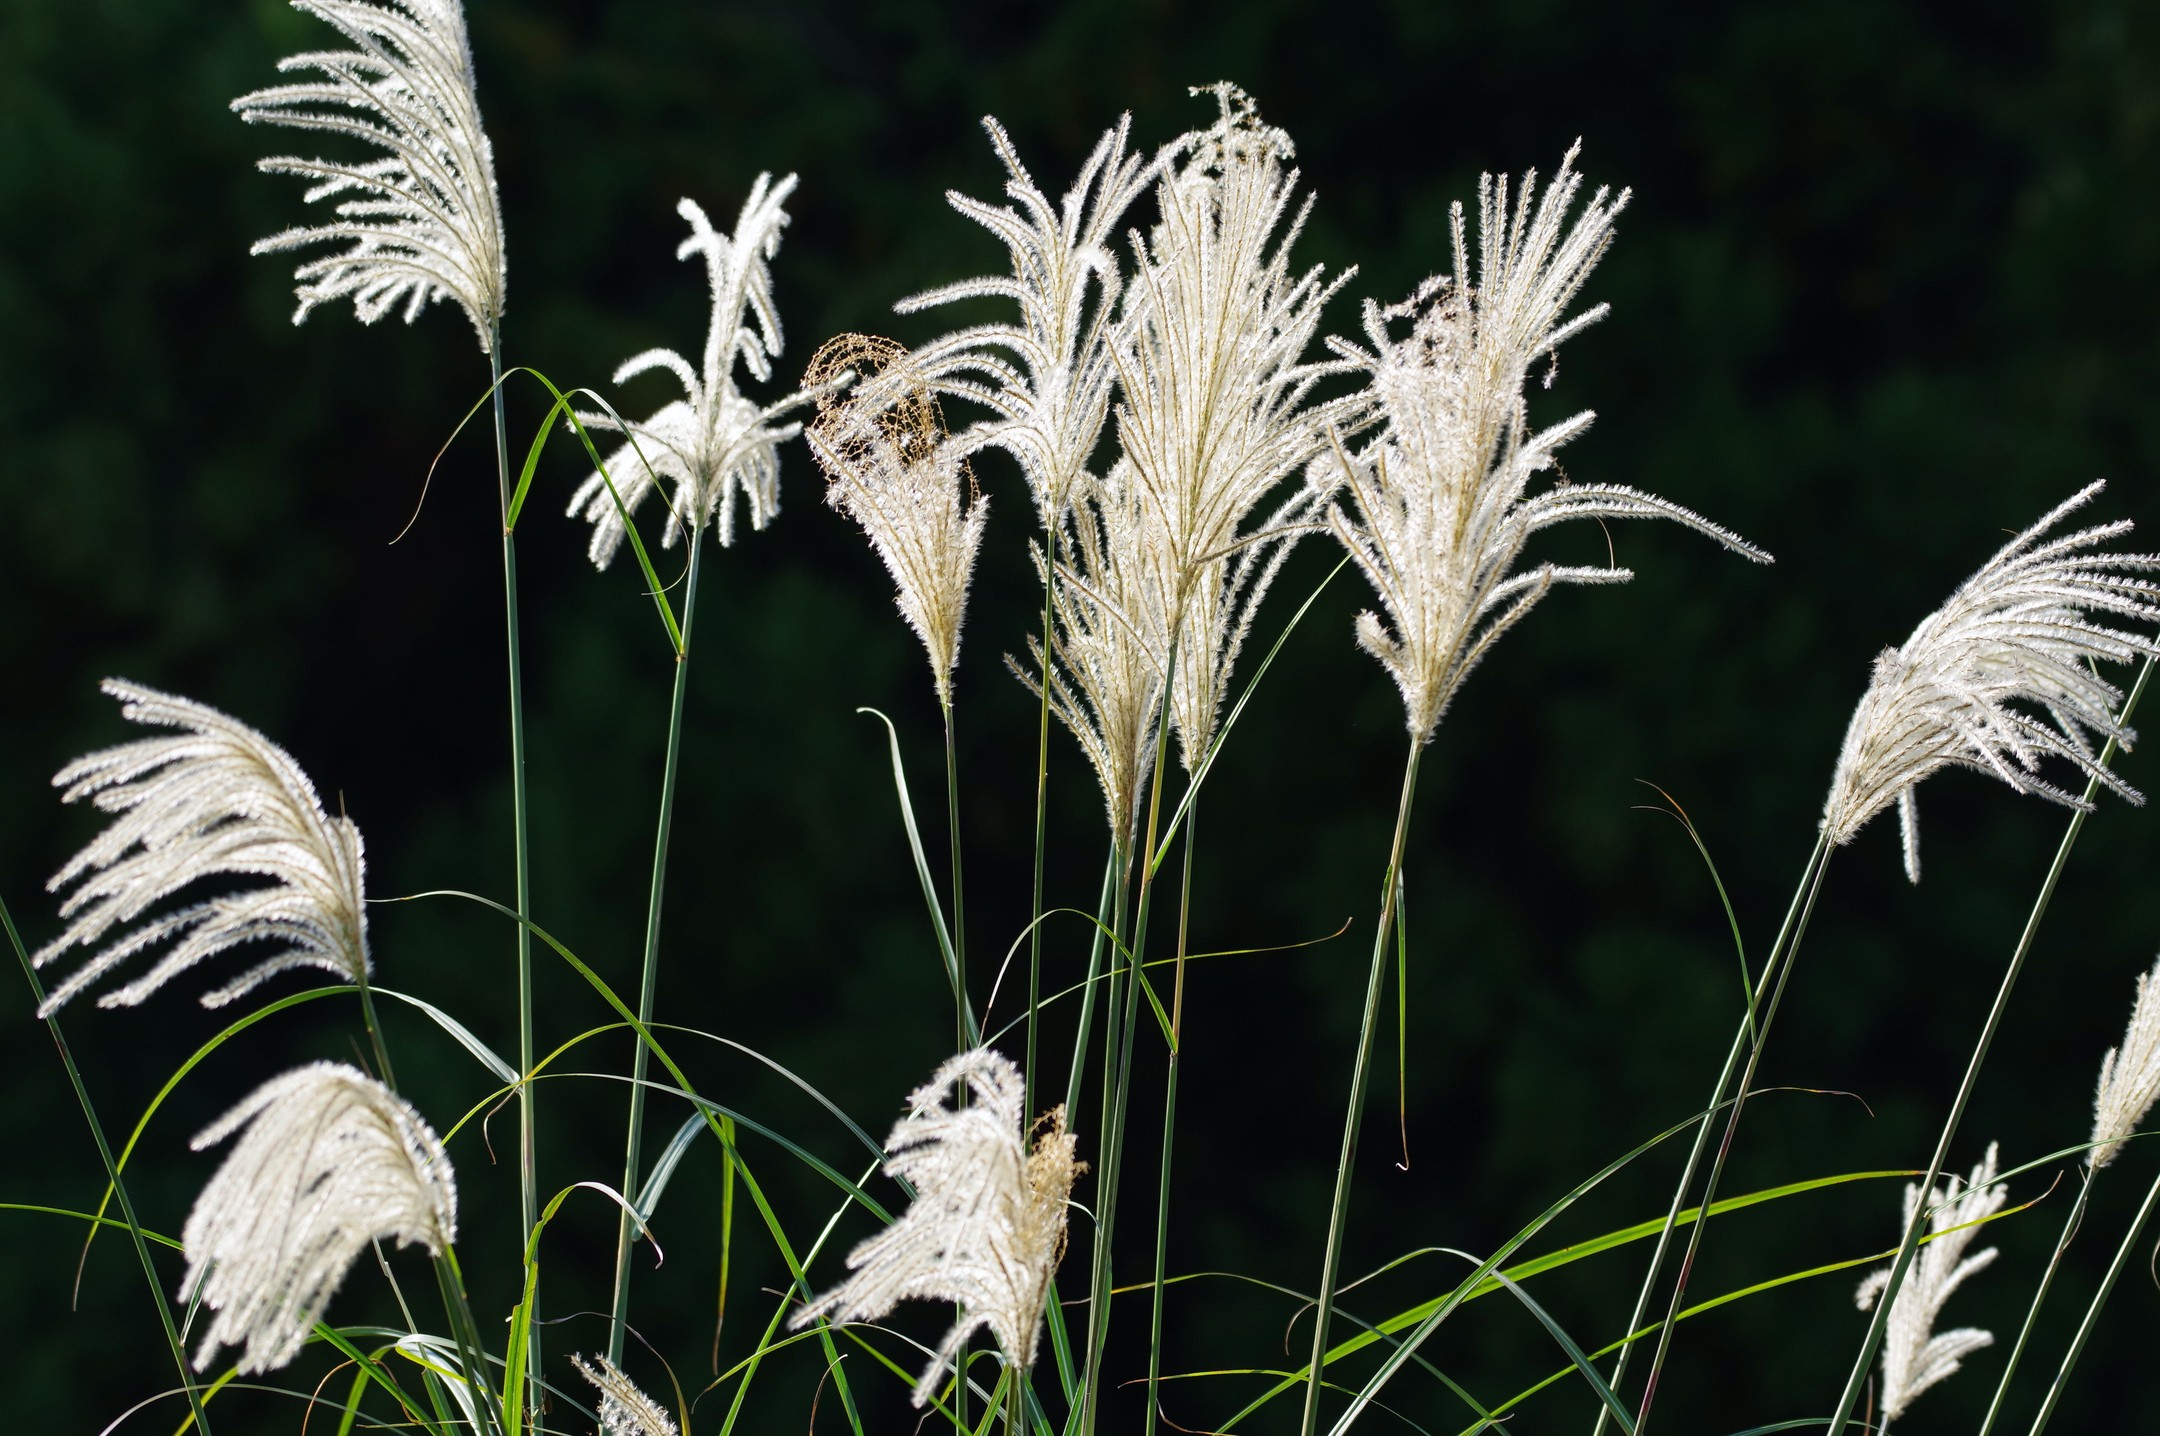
[34,680,369,1017]
[1116,84,1368,768]
[1327,144,1769,745]
[2090,952,2160,1168]
[570,1354,679,1436]
[1853,1144,2006,1432]
[566,177,822,567]
[233,0,507,351]
[898,114,1158,529]
[806,336,988,707]
[1821,480,2160,882]
[791,1048,1081,1406]
[181,1062,457,1374]
[1013,462,1172,844]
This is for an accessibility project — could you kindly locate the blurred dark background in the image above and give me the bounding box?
[6,0,2160,1431]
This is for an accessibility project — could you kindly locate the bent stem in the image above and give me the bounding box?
[2028,1158,2160,1436]
[489,328,542,1424]
[6,894,214,1436]
[1144,797,1199,1436]
[1633,836,1834,1435]
[1299,739,1422,1436]
[1978,1168,2094,1436]
[1825,653,2154,1436]
[1593,831,1832,1436]
[607,531,706,1366]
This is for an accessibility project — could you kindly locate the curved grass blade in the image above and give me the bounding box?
[373,986,519,1084]
[858,708,974,1044]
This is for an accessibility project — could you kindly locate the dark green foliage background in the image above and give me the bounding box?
[5,1,2160,1431]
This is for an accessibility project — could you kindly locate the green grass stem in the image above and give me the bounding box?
[5,891,215,1436]
[2027,1155,2160,1435]
[607,527,706,1366]
[1298,739,1422,1436]
[1825,652,2154,1436]
[1145,797,1198,1436]
[1977,1167,2093,1436]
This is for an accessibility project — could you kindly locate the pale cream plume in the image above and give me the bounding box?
[571,1354,680,1436]
[233,0,507,350]
[1822,481,2160,881]
[182,1063,456,1374]
[36,680,368,1016]
[2090,952,2160,1168]
[791,1048,1080,1406]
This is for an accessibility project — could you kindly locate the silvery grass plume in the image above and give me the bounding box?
[1117,84,1368,767]
[233,0,506,351]
[567,177,822,567]
[1854,1144,2006,1433]
[1014,461,1171,844]
[792,1048,1081,1405]
[34,681,368,1017]
[898,114,1157,529]
[805,335,988,707]
[1326,145,1769,745]
[570,1354,679,1436]
[1821,481,2160,882]
[182,1062,457,1374]
[2090,952,2160,1168]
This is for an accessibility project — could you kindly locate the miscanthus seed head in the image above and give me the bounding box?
[35,681,368,1017]
[1118,84,1368,767]
[570,1354,679,1436]
[806,335,988,708]
[1327,144,1768,745]
[567,177,821,567]
[792,1048,1080,1406]
[900,114,1157,529]
[1821,481,2160,882]
[182,1062,456,1374]
[2090,952,2160,1169]
[1854,1144,2005,1433]
[233,0,507,351]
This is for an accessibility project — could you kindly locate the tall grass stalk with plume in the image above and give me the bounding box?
[17,23,2160,1436]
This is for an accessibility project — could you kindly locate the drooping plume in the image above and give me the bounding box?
[1821,481,2160,881]
[567,177,822,567]
[1015,462,1172,845]
[1117,84,1368,768]
[791,1048,1080,1406]
[2091,952,2160,1169]
[805,335,988,708]
[181,1063,457,1374]
[1327,145,1768,745]
[233,0,507,351]
[571,1354,680,1436]
[1853,1145,2006,1433]
[900,114,1157,530]
[35,681,370,1016]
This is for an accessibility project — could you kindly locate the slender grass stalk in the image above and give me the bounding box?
[1977,1169,2094,1436]
[1591,832,1833,1436]
[1078,840,1133,1436]
[1065,851,1120,1125]
[607,531,706,1367]
[431,1248,506,1436]
[1081,651,1180,1436]
[2027,1156,2160,1436]
[488,326,542,1426]
[1027,556,1057,1123]
[1633,838,1834,1435]
[1299,740,1423,1436]
[5,892,214,1436]
[945,700,969,1049]
[1824,654,2155,1436]
[1144,797,1198,1436]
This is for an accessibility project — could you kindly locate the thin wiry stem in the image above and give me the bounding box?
[1026,541,1057,1128]
[432,1248,506,1436]
[1065,848,1120,1126]
[5,892,215,1436]
[608,531,705,1367]
[1299,739,1420,1436]
[1082,646,1179,1436]
[2028,1156,2160,1436]
[1825,653,2155,1436]
[489,327,541,1426]
[1977,1170,2093,1436]
[943,696,971,1436]
[1590,832,1831,1436]
[1634,838,1835,1435]
[1145,796,1199,1436]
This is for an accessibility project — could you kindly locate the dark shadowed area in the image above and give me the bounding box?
[5,1,2160,1432]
